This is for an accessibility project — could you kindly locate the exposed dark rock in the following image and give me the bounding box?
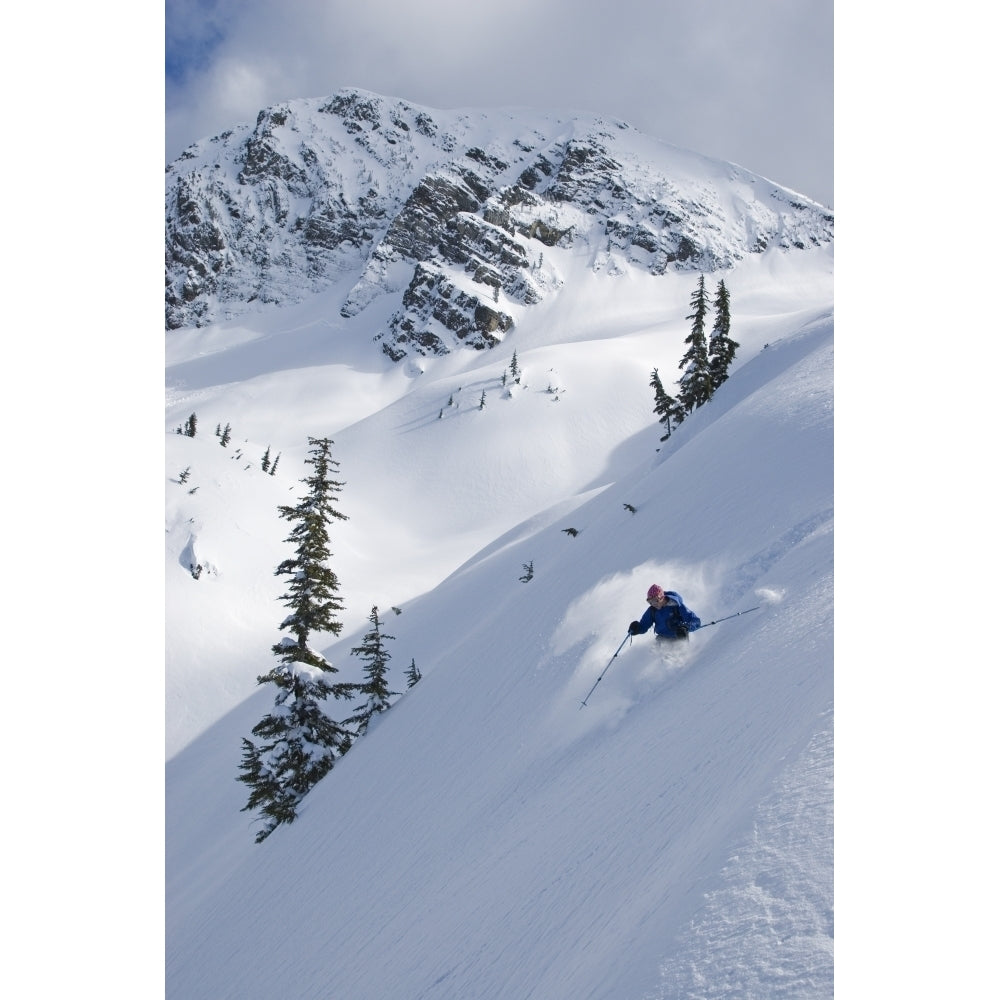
[521,220,572,247]
[383,264,514,357]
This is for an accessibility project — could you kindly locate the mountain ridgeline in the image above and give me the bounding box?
[165,88,833,360]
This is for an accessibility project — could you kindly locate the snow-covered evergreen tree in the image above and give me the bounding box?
[708,278,738,391]
[238,663,354,842]
[346,605,399,738]
[678,275,713,413]
[650,367,684,441]
[237,436,354,842]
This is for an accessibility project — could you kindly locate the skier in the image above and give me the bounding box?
[628,585,701,643]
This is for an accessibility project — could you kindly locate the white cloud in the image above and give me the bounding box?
[165,0,833,205]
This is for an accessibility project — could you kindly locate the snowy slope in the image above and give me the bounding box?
[166,244,831,757]
[166,228,833,997]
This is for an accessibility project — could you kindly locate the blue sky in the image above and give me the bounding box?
[165,0,834,208]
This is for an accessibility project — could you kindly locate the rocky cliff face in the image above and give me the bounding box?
[165,88,833,360]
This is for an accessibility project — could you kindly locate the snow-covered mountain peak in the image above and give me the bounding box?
[165,87,833,363]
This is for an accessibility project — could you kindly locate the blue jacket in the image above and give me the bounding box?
[635,591,701,639]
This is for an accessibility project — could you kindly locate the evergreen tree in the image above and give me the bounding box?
[345,605,399,738]
[272,437,348,652]
[237,437,353,842]
[269,453,281,476]
[405,658,422,688]
[510,350,521,384]
[678,275,713,413]
[261,445,272,473]
[237,664,353,842]
[184,412,197,437]
[708,279,739,391]
[219,422,232,447]
[649,368,684,441]
[479,390,487,410]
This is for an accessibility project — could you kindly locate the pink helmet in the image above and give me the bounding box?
[646,585,665,601]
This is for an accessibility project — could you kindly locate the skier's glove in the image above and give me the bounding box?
[628,621,641,635]
[675,624,689,638]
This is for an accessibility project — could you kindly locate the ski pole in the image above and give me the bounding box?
[580,633,632,708]
[698,606,761,630]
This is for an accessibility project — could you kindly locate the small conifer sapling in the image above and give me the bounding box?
[345,606,399,738]
[405,659,422,688]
